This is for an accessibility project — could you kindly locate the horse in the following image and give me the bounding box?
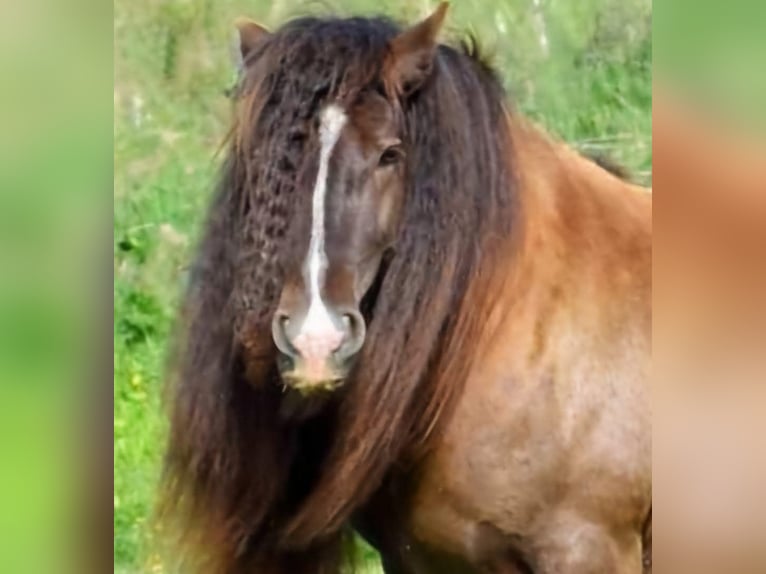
[159,5,652,573]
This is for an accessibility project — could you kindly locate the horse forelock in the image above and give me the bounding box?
[161,15,517,570]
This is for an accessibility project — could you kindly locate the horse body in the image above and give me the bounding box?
[358,122,651,574]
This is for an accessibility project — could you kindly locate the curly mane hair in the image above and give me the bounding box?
[160,14,516,573]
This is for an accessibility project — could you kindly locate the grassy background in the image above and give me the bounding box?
[114,0,650,571]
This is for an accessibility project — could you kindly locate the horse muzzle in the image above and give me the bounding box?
[277,353,348,394]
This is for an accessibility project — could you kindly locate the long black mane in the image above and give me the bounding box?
[161,15,516,573]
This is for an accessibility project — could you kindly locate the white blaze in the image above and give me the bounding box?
[301,104,348,337]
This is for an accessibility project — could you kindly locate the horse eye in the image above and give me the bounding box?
[378,145,404,167]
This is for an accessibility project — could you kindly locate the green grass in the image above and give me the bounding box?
[114,0,650,571]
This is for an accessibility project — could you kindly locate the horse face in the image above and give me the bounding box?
[272,92,405,392]
[266,3,448,392]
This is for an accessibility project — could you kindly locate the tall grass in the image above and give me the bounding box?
[114,0,650,571]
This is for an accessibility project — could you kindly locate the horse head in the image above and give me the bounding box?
[235,5,449,393]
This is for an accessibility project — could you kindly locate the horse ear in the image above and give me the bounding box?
[235,17,271,62]
[385,2,449,96]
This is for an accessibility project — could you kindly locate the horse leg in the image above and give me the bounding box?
[533,517,644,574]
[353,488,422,574]
[352,523,417,574]
[375,553,417,574]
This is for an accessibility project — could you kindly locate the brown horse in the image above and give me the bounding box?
[160,5,651,573]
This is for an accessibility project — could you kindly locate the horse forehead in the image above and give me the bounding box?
[316,89,394,134]
[354,90,395,122]
[353,94,399,142]
[319,104,348,142]
[318,103,371,165]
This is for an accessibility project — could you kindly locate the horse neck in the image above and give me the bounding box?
[478,116,652,358]
[511,116,649,264]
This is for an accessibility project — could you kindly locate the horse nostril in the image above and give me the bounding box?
[337,310,366,360]
[272,312,298,357]
[342,313,357,337]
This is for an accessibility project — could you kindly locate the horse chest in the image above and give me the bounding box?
[389,366,650,572]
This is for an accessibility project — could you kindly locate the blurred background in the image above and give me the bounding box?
[114,0,650,571]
